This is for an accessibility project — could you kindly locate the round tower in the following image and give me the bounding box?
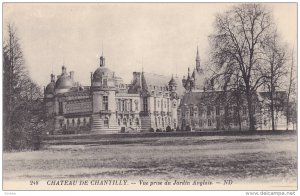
[91,54,118,134]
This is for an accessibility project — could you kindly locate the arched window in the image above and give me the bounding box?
[123,118,127,126]
[129,118,132,126]
[118,118,121,126]
[208,119,212,127]
[83,118,86,125]
[136,118,139,126]
[72,119,75,126]
[77,118,80,126]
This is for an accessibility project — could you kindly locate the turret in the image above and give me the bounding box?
[169,74,177,92]
[62,66,67,75]
[51,73,55,82]
[196,46,201,72]
[100,55,105,67]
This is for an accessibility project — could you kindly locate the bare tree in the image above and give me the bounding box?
[209,4,277,131]
[260,32,288,131]
[286,48,297,130]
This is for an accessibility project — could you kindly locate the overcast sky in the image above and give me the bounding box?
[3,3,297,87]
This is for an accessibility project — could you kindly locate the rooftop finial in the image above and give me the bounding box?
[99,43,105,67]
[101,41,103,57]
[196,45,201,71]
[141,57,144,73]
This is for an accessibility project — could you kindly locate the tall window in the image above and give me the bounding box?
[59,101,63,114]
[103,96,108,110]
[199,107,203,117]
[104,117,109,127]
[136,118,140,126]
[243,106,247,115]
[103,79,108,88]
[122,100,125,111]
[207,106,211,116]
[135,100,138,111]
[216,106,220,116]
[129,99,132,111]
[118,100,121,111]
[208,119,212,127]
[143,97,148,112]
[190,108,193,117]
[124,100,127,111]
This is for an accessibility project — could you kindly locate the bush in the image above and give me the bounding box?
[166,126,172,132]
[185,125,191,132]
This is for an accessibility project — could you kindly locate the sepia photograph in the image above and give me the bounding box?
[2,2,297,192]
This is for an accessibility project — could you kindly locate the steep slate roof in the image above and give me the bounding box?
[143,72,169,88]
[180,91,226,106]
[143,72,185,97]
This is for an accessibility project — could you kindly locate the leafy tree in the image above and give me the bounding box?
[3,24,44,151]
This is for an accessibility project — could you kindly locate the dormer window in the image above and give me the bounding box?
[103,79,108,88]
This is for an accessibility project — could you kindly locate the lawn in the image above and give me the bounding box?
[3,133,297,190]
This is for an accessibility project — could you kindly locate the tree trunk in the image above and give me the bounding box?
[270,90,275,131]
[246,92,255,131]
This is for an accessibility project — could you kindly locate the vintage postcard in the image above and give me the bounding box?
[2,2,297,192]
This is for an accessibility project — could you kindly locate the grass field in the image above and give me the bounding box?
[3,133,297,188]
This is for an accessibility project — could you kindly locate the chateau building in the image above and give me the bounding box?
[179,48,289,131]
[44,53,183,134]
[44,48,290,134]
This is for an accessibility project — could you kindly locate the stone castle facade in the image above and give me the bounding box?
[44,48,290,134]
[44,52,184,134]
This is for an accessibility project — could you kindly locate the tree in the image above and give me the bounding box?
[261,32,288,131]
[286,48,297,130]
[3,24,44,151]
[209,4,278,131]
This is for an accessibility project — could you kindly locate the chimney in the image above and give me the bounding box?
[133,72,141,87]
[62,66,67,74]
[70,71,74,81]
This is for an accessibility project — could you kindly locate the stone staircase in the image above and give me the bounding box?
[91,114,119,134]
